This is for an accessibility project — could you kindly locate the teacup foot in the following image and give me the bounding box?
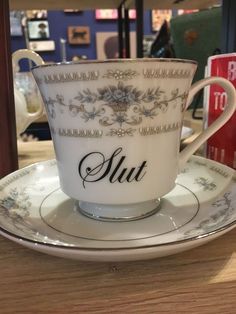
[76,199,161,222]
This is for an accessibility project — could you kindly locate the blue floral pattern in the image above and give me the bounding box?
[0,187,34,232]
[44,82,187,127]
[184,192,234,237]
[194,177,217,191]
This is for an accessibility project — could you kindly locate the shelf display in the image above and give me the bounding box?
[95,9,136,19]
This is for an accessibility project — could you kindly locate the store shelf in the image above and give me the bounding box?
[9,0,123,10]
[124,0,235,58]
[10,0,221,10]
[125,0,220,9]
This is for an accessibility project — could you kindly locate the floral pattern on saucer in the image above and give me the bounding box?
[184,192,234,238]
[0,156,235,261]
[0,186,33,232]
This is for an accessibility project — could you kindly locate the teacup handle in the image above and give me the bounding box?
[179,76,236,170]
[12,49,45,120]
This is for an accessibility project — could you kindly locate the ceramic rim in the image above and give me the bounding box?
[32,57,198,70]
[0,209,235,251]
[0,158,235,251]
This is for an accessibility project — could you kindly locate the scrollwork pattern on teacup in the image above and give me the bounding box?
[39,67,191,85]
[44,94,66,119]
[143,68,192,79]
[44,82,188,129]
[51,122,180,138]
[139,122,180,136]
[103,69,139,80]
[58,127,103,138]
[106,128,136,137]
[43,71,99,84]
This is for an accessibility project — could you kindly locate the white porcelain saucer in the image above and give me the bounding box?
[181,126,193,140]
[0,156,235,262]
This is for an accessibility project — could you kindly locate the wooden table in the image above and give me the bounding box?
[0,139,236,313]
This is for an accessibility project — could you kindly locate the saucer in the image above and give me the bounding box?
[181,126,193,140]
[0,156,235,262]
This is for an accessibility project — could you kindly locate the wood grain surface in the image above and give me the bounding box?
[0,140,235,313]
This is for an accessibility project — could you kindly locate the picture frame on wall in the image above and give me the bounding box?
[177,9,199,15]
[27,20,50,40]
[26,10,48,19]
[68,26,90,45]
[96,32,136,59]
[151,10,172,32]
[64,9,81,13]
[28,40,55,52]
[10,11,23,36]
[95,9,136,20]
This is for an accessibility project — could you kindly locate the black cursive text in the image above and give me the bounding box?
[78,147,147,188]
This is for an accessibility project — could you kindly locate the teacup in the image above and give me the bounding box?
[32,59,236,221]
[12,49,44,136]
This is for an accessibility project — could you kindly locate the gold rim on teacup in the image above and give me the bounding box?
[32,57,198,70]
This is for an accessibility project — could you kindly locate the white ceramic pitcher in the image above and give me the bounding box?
[12,49,44,136]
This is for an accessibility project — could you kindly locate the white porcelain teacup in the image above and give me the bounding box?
[12,49,44,136]
[32,59,236,221]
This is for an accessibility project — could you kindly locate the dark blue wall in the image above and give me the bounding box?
[11,10,154,69]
